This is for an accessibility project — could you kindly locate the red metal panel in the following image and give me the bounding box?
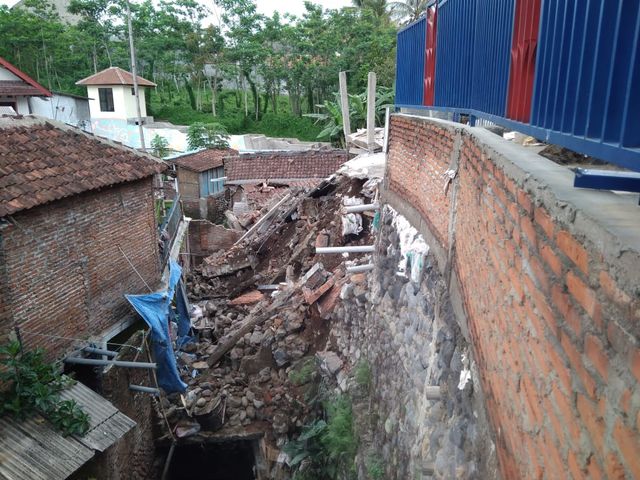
[506,0,542,122]
[423,6,438,106]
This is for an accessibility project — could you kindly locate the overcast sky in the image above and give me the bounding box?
[0,0,354,20]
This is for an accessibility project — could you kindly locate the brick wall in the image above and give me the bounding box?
[385,114,640,479]
[177,167,200,199]
[188,220,240,265]
[0,178,160,359]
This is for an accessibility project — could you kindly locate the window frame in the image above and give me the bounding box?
[98,87,115,112]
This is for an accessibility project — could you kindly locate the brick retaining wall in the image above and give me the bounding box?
[385,114,640,479]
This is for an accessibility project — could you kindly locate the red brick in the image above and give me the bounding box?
[586,455,604,480]
[567,450,583,480]
[562,333,597,398]
[517,188,534,216]
[557,230,589,275]
[566,271,601,324]
[584,334,609,381]
[521,217,538,250]
[612,419,640,477]
[619,389,632,414]
[630,349,640,384]
[550,385,581,441]
[540,244,563,277]
[577,395,605,453]
[534,206,555,239]
[604,452,627,480]
[599,270,631,307]
[529,256,550,293]
[548,344,572,393]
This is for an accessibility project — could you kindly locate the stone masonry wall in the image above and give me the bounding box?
[333,207,498,480]
[0,178,160,359]
[385,113,640,479]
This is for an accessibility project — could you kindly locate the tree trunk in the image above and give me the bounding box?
[243,70,259,121]
[183,76,197,110]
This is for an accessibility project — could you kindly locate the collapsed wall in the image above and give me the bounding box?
[382,114,640,478]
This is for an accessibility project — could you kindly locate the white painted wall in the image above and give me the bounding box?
[0,95,30,114]
[0,67,19,81]
[86,85,147,120]
[29,94,92,131]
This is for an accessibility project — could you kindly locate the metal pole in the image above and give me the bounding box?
[129,384,160,394]
[366,72,377,152]
[64,357,157,369]
[83,346,118,357]
[346,264,374,273]
[126,0,145,151]
[316,246,375,254]
[339,71,351,149]
[343,203,380,213]
[117,244,153,292]
[209,176,228,183]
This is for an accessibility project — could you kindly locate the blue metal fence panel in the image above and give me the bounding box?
[471,0,515,116]
[434,0,476,109]
[395,0,640,171]
[395,18,426,107]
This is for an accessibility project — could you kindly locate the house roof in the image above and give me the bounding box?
[0,115,166,217]
[0,56,52,97]
[225,149,348,184]
[76,67,156,87]
[0,378,136,480]
[170,148,237,173]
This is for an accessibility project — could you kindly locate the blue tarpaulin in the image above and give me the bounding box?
[126,260,187,393]
[175,279,194,349]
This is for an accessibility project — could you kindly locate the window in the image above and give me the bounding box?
[200,166,226,196]
[98,88,114,112]
[131,87,135,95]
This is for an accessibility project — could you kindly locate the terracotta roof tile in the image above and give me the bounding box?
[171,148,237,172]
[0,115,166,217]
[76,67,156,87]
[226,150,347,183]
[0,81,46,96]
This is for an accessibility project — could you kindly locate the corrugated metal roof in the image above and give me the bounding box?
[0,379,136,480]
[60,380,136,452]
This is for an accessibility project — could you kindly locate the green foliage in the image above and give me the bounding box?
[306,86,394,145]
[0,341,90,437]
[187,122,230,150]
[284,394,357,480]
[365,454,384,480]
[150,134,170,158]
[289,357,316,386]
[354,359,371,390]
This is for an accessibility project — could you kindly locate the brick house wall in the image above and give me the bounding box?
[177,167,200,199]
[385,114,640,479]
[0,178,160,359]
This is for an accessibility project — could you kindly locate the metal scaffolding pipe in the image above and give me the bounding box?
[83,346,118,357]
[316,246,375,254]
[129,384,160,394]
[343,203,380,213]
[64,357,157,369]
[425,386,442,400]
[346,264,375,273]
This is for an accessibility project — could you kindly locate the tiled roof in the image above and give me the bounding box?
[0,80,47,96]
[0,115,166,217]
[171,148,237,172]
[225,149,347,183]
[0,56,52,97]
[76,67,156,87]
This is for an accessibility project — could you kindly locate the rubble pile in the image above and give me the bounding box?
[161,169,380,468]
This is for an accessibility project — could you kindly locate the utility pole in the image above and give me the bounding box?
[126,0,146,151]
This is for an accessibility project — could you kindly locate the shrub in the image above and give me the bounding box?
[0,341,90,436]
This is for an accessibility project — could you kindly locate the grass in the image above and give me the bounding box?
[149,89,324,142]
[289,357,317,386]
[355,359,371,390]
[366,454,384,480]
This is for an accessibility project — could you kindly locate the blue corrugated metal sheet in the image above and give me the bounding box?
[395,17,426,107]
[395,0,640,171]
[531,0,640,149]
[471,0,515,116]
[434,0,476,108]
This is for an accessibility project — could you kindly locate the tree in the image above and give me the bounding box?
[187,122,230,150]
[388,0,428,24]
[151,134,170,158]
